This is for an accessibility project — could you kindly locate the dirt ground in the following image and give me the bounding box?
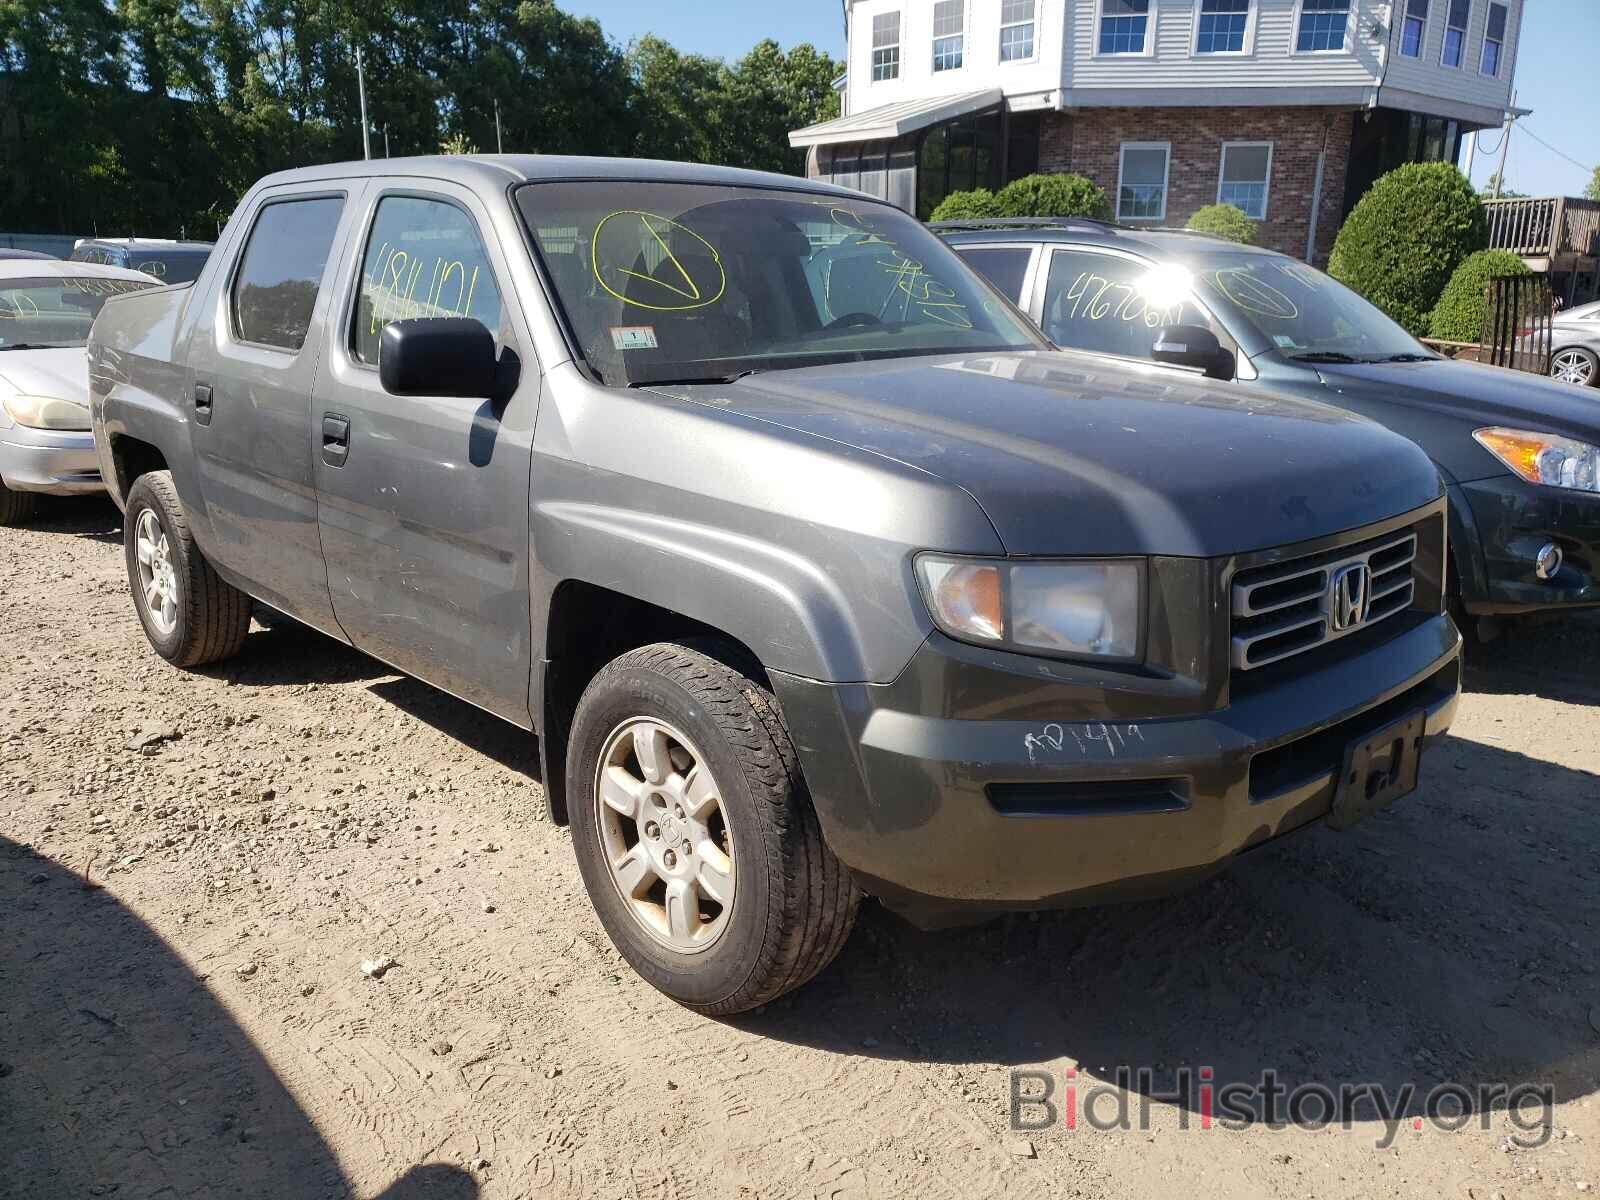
[2,497,1597,1200]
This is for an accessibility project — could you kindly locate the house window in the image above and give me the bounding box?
[1295,0,1350,52]
[1218,142,1272,219]
[932,0,965,71]
[1117,143,1170,220]
[1000,0,1037,61]
[1441,0,1470,67]
[871,11,901,81]
[1196,0,1250,54]
[1480,1,1507,74]
[1399,0,1428,57]
[1098,0,1151,55]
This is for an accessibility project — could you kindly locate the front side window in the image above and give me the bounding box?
[1117,143,1170,220]
[1040,249,1218,362]
[517,182,1044,387]
[1296,0,1350,51]
[1481,1,1507,74]
[231,196,344,352]
[1198,253,1425,361]
[0,275,159,349]
[1000,0,1037,61]
[872,11,901,81]
[1196,0,1250,53]
[352,195,505,365]
[1218,142,1272,219]
[932,0,965,71]
[1099,0,1151,54]
[953,246,1033,304]
[1441,0,1470,66]
[1400,0,1429,57]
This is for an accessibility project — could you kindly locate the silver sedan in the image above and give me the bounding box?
[1551,298,1600,387]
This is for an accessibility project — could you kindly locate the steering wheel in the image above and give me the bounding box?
[824,311,884,331]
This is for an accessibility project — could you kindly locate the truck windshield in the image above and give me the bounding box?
[517,182,1045,386]
[0,276,159,349]
[1194,254,1430,363]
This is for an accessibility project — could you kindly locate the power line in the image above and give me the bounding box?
[1518,123,1596,175]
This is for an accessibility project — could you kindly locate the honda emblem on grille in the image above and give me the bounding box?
[1328,563,1370,631]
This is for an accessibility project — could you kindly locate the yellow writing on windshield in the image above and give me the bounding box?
[592,211,726,312]
[1208,268,1299,320]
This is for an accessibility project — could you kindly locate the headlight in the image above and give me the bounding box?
[914,555,1144,661]
[1473,427,1600,493]
[3,393,91,432]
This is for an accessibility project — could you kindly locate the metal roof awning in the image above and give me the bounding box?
[788,89,1004,148]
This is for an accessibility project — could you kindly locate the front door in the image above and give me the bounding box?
[312,183,538,725]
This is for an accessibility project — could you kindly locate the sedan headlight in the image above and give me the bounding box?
[1473,427,1600,493]
[915,555,1144,661]
[3,393,92,432]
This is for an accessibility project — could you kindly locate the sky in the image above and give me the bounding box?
[567,0,1596,197]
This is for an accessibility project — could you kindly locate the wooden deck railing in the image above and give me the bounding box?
[1483,196,1600,260]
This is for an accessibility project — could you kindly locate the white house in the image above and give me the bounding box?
[791,0,1524,262]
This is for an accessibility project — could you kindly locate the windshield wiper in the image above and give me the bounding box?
[627,369,761,388]
[1286,351,1361,364]
[1374,352,1437,363]
[0,343,65,352]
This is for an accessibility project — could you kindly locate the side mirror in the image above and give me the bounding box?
[378,317,498,398]
[1152,324,1236,382]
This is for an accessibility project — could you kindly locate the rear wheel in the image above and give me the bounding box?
[1551,347,1598,387]
[0,479,38,527]
[124,471,252,666]
[567,641,859,1015]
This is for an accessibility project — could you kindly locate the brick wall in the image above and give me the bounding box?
[1037,107,1355,264]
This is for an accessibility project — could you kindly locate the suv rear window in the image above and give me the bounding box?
[231,197,344,351]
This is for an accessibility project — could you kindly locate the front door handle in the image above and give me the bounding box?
[322,413,350,467]
[193,383,213,427]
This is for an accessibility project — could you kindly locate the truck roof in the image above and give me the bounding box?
[251,154,869,201]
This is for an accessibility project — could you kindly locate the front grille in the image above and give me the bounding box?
[1231,527,1418,671]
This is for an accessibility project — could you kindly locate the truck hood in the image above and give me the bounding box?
[660,350,1440,557]
[0,346,89,405]
[1313,357,1600,444]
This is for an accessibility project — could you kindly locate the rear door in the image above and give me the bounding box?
[311,181,539,725]
[185,186,358,633]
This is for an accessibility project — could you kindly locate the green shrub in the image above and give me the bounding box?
[993,173,1113,220]
[1328,162,1487,336]
[1185,203,1257,244]
[929,188,1002,221]
[1428,249,1532,342]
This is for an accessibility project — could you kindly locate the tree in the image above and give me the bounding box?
[1329,162,1488,336]
[1185,203,1257,244]
[1428,249,1531,342]
[1585,166,1600,202]
[992,173,1112,220]
[1481,171,1525,198]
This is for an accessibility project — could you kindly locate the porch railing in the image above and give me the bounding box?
[1483,196,1600,260]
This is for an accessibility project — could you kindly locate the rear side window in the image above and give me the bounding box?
[351,195,504,364]
[954,246,1033,304]
[231,196,344,351]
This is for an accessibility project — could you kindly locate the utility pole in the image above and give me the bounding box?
[383,124,390,157]
[355,44,372,160]
[494,99,504,154]
[1490,89,1515,199]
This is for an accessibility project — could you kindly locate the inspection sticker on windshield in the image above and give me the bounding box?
[610,325,659,351]
[1273,334,1298,349]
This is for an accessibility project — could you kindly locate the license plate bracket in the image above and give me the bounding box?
[1328,709,1426,831]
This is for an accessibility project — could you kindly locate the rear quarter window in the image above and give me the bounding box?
[953,246,1033,305]
[230,196,345,351]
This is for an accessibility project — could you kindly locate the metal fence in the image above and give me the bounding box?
[1482,272,1552,374]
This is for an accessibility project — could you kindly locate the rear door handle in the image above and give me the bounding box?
[322,413,350,467]
[193,384,213,427]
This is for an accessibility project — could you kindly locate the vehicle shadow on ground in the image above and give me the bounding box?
[22,493,123,544]
[1464,611,1600,705]
[750,728,1600,1127]
[0,836,478,1199]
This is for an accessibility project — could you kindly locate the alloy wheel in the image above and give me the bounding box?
[1552,350,1596,386]
[134,508,179,636]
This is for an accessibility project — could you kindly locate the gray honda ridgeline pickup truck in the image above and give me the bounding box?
[88,156,1461,1014]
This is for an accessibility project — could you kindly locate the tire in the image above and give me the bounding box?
[567,640,860,1015]
[124,470,251,667]
[1551,346,1598,388]
[0,479,38,527]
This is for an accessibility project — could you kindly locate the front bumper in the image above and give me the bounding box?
[1453,476,1600,614]
[0,426,104,495]
[774,615,1461,927]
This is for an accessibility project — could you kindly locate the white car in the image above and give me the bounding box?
[0,260,161,524]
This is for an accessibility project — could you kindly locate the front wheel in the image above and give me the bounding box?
[567,641,859,1015]
[0,479,38,527]
[1551,347,1598,388]
[124,471,252,667]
